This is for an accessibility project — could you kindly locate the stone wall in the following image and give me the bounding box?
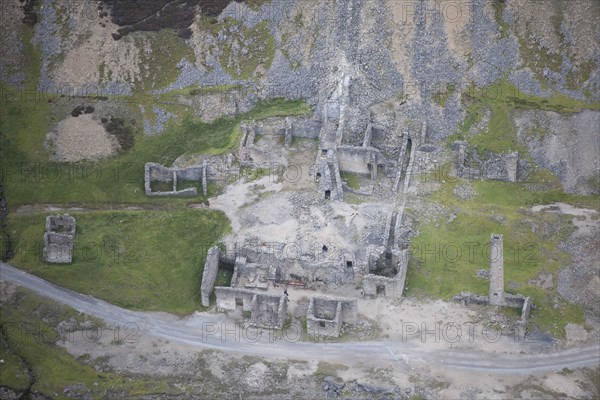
[520,297,533,327]
[214,287,288,329]
[337,146,386,176]
[306,296,357,337]
[250,293,288,329]
[362,274,403,298]
[316,152,343,201]
[452,142,527,183]
[453,292,490,305]
[480,152,520,183]
[215,287,255,312]
[292,118,322,139]
[200,246,220,307]
[453,232,534,328]
[145,163,198,197]
[308,301,342,337]
[489,233,505,306]
[43,214,76,263]
[175,166,204,182]
[226,243,356,288]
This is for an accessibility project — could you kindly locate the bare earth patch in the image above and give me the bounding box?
[47,114,120,162]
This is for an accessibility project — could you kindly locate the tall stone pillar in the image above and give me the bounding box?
[489,233,505,305]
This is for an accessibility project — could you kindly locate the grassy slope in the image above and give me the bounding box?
[0,287,182,398]
[450,80,600,154]
[406,178,598,337]
[8,209,231,315]
[0,84,310,206]
[427,79,599,338]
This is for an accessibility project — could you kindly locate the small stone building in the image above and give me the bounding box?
[144,162,207,197]
[43,214,76,263]
[306,296,357,337]
[215,287,288,329]
[453,233,533,329]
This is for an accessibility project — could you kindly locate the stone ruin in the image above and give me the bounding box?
[200,246,220,307]
[145,162,208,197]
[452,141,528,183]
[199,241,359,311]
[214,287,288,329]
[454,234,533,328]
[313,77,421,199]
[362,209,409,298]
[234,117,323,174]
[306,296,357,337]
[43,214,76,263]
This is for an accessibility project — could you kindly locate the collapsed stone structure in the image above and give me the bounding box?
[145,162,208,197]
[313,75,418,200]
[200,246,220,307]
[452,141,528,183]
[454,234,533,328]
[43,214,76,263]
[306,296,357,337]
[227,242,357,289]
[363,209,409,298]
[214,287,288,329]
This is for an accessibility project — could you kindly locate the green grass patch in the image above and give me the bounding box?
[239,165,271,182]
[449,80,600,154]
[433,84,456,107]
[132,29,196,93]
[0,81,310,206]
[245,0,272,10]
[493,0,510,39]
[8,209,230,315]
[0,287,182,397]
[217,19,275,80]
[406,179,597,337]
[340,172,361,190]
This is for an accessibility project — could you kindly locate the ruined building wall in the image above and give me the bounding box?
[200,246,220,307]
[145,163,214,197]
[306,296,357,337]
[362,274,403,298]
[43,214,76,264]
[307,300,342,337]
[214,287,255,312]
[489,233,505,306]
[250,294,287,329]
[292,119,322,139]
[337,146,386,176]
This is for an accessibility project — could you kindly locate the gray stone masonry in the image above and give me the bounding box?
[452,141,524,183]
[489,233,505,306]
[453,233,534,329]
[284,117,293,148]
[43,214,76,263]
[307,296,357,337]
[419,121,435,152]
[215,287,288,329]
[201,246,220,307]
[144,162,205,197]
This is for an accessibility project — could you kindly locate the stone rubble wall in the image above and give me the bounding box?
[307,299,342,337]
[337,145,388,176]
[215,287,255,312]
[144,162,203,197]
[362,274,403,298]
[200,246,220,307]
[250,293,288,329]
[43,214,76,264]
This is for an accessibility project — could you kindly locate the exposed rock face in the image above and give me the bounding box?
[514,110,600,195]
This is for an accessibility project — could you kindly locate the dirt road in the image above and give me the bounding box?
[1,262,599,373]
